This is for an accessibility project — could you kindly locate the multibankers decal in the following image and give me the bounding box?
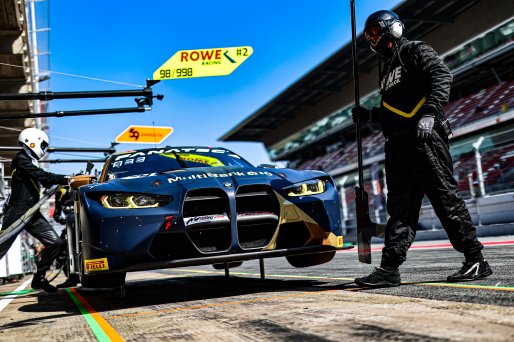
[381,66,402,91]
[167,171,274,183]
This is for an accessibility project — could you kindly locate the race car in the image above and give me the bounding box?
[69,146,348,288]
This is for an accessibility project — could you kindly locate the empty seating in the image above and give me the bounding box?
[294,79,513,177]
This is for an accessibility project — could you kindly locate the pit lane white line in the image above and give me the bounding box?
[0,277,32,312]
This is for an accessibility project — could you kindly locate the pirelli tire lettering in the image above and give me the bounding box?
[84,258,109,272]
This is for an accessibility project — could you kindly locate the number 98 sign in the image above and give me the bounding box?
[153,46,253,80]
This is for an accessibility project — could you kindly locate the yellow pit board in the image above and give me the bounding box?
[153,46,253,80]
[115,125,173,144]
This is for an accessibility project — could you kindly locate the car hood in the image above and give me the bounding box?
[103,166,326,193]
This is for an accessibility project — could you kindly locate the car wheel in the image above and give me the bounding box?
[80,272,126,289]
[286,251,335,268]
[78,244,125,289]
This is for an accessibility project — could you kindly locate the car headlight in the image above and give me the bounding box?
[284,179,326,197]
[100,194,171,209]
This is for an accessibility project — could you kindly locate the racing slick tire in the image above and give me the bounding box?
[79,272,126,289]
[78,246,125,288]
[286,251,336,268]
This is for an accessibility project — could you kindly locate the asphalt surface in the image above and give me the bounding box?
[0,236,513,341]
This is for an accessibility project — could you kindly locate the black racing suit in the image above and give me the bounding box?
[0,150,68,272]
[377,37,483,269]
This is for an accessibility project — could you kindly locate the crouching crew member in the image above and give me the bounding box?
[0,128,70,292]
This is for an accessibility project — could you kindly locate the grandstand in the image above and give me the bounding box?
[221,0,514,231]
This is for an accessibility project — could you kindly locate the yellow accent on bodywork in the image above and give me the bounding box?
[383,96,426,118]
[261,191,341,251]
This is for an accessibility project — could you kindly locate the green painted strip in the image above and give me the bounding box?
[0,289,34,297]
[66,288,111,342]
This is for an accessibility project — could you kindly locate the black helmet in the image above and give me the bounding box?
[364,10,404,52]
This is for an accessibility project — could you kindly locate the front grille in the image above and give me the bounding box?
[236,185,280,249]
[187,225,231,253]
[183,188,230,217]
[183,188,231,253]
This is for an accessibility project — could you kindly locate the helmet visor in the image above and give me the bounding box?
[365,23,385,46]
[40,140,49,155]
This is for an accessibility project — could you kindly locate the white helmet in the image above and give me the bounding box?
[18,128,49,160]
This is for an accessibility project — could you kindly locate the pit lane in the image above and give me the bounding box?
[0,236,513,341]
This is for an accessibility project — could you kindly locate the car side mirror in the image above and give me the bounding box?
[257,164,276,169]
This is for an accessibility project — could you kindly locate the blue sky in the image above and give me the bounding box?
[41,0,401,174]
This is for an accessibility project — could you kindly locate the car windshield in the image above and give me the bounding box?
[104,147,253,180]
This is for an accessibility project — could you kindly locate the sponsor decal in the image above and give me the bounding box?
[167,170,274,183]
[380,65,402,91]
[120,172,158,180]
[114,147,242,161]
[84,258,109,272]
[237,211,274,217]
[112,156,146,168]
[184,213,228,226]
[161,152,225,167]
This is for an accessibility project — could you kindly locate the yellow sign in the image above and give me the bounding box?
[84,258,109,272]
[153,46,253,80]
[115,125,173,144]
[337,236,343,247]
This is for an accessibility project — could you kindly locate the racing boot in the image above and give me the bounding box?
[31,271,58,292]
[447,256,492,282]
[354,267,401,288]
[57,275,80,289]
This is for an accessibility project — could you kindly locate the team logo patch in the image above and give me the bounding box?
[84,258,109,272]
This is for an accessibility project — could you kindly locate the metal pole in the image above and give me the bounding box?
[468,172,476,198]
[29,0,41,128]
[0,159,106,164]
[350,0,364,190]
[0,106,147,120]
[473,136,486,197]
[0,146,116,154]
[475,150,485,197]
[0,88,154,101]
[339,176,348,230]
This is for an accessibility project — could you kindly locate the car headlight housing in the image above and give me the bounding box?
[284,179,326,197]
[100,194,171,209]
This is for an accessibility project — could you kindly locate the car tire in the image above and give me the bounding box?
[286,251,335,268]
[78,242,125,289]
[80,272,126,289]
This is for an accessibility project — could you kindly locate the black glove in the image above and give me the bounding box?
[417,115,435,143]
[351,106,370,123]
[53,212,66,225]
